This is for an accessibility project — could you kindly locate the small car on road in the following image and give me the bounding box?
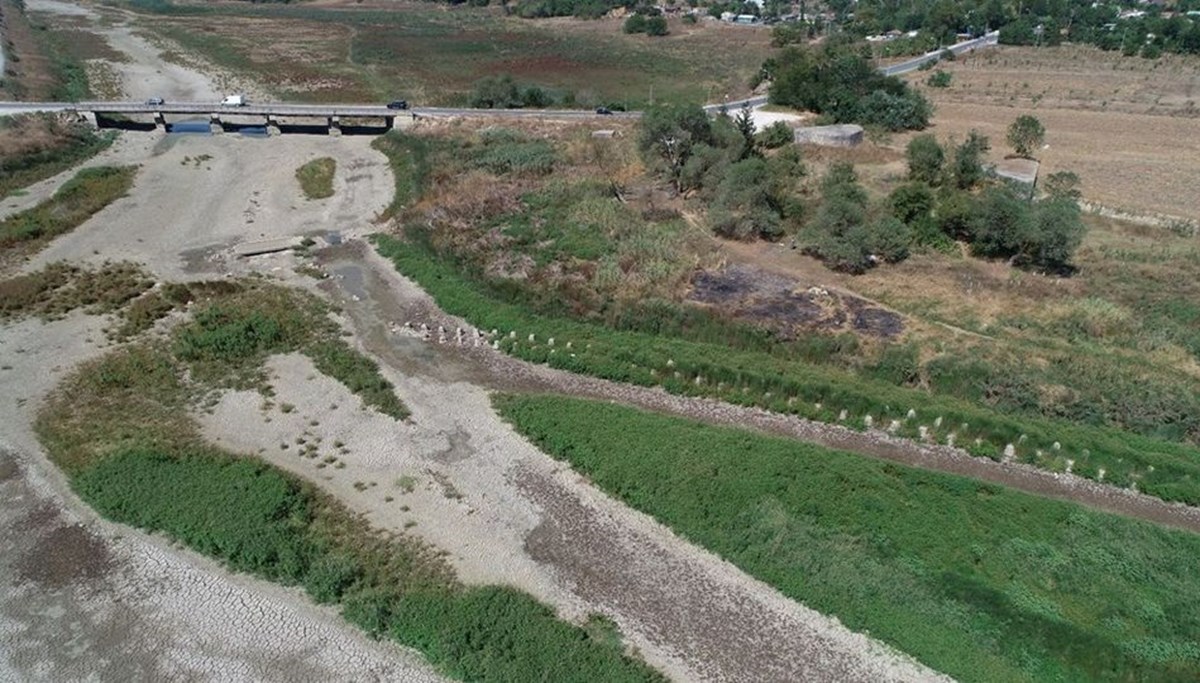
[146,97,165,106]
[387,100,409,110]
[595,106,613,115]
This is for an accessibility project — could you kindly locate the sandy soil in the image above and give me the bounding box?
[0,313,446,682]
[1,3,443,679]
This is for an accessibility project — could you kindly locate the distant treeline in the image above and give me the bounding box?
[841,0,1200,58]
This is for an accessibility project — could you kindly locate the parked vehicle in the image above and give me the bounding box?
[595,106,613,115]
[146,97,165,106]
[221,94,246,107]
[387,100,409,110]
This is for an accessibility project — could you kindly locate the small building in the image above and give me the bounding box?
[793,124,864,147]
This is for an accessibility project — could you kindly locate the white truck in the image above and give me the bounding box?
[220,94,246,106]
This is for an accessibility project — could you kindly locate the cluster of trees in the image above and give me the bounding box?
[837,0,1200,58]
[763,39,933,131]
[637,104,805,241]
[469,74,567,109]
[624,8,669,35]
[639,105,1086,275]
[891,124,1086,272]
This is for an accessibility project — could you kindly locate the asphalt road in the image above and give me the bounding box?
[0,100,640,120]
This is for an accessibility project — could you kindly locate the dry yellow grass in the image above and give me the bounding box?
[902,45,1200,220]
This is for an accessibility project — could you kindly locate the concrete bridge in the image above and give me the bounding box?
[0,100,638,135]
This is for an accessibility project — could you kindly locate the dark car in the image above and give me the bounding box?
[387,100,409,110]
[595,106,613,115]
[146,97,165,106]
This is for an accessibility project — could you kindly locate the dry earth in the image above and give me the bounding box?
[1,3,949,679]
[907,45,1200,221]
[1,2,444,680]
[8,4,1200,681]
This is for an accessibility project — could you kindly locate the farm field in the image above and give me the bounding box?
[907,45,1200,221]
[117,0,771,107]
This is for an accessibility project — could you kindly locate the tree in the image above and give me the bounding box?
[757,121,794,149]
[801,163,875,272]
[970,185,1031,258]
[952,130,990,190]
[623,13,647,33]
[638,103,714,191]
[711,158,784,240]
[644,15,669,36]
[906,134,944,184]
[1027,197,1086,271]
[867,215,913,264]
[733,105,757,159]
[1042,170,1081,200]
[1007,114,1045,159]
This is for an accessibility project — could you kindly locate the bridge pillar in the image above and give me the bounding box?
[266,114,281,137]
[328,115,341,137]
[154,112,167,132]
[210,113,224,135]
[77,110,99,129]
[383,115,394,132]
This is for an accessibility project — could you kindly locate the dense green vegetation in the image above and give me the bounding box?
[72,449,659,682]
[0,116,116,200]
[496,393,1200,682]
[764,38,932,131]
[0,166,137,252]
[22,266,661,682]
[295,157,336,200]
[830,0,1200,58]
[889,126,1087,273]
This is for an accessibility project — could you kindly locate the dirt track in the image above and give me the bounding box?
[335,242,1200,537]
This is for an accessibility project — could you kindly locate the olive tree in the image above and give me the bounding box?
[1007,114,1045,159]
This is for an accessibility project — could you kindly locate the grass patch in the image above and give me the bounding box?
[496,393,1200,682]
[34,338,660,682]
[295,157,336,200]
[168,280,409,419]
[375,233,1200,506]
[0,166,137,254]
[0,115,117,200]
[371,133,440,222]
[0,261,154,322]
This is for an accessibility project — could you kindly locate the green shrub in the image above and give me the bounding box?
[0,166,137,251]
[75,449,317,583]
[295,157,336,199]
[926,71,952,88]
[756,121,794,149]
